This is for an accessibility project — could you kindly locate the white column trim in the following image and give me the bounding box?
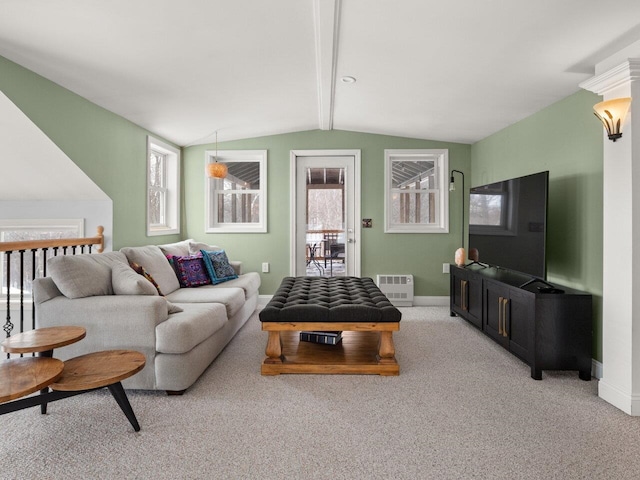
[579,59,640,95]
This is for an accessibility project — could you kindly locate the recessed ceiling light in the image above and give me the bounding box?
[341,76,356,84]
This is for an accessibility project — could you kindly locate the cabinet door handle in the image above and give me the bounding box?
[497,296,503,335]
[502,298,509,338]
[461,280,468,311]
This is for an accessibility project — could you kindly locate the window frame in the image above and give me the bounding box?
[384,149,449,233]
[204,150,268,233]
[147,136,180,237]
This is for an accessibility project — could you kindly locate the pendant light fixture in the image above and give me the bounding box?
[206,131,228,179]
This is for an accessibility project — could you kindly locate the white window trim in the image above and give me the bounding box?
[384,149,449,234]
[205,150,267,233]
[147,136,180,236]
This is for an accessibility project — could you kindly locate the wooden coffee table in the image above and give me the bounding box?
[50,350,145,431]
[1,327,145,431]
[1,326,86,356]
[0,357,64,403]
[261,321,400,375]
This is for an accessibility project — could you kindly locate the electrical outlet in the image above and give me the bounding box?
[262,262,270,273]
[442,263,450,274]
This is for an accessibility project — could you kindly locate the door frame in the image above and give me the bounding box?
[289,149,361,277]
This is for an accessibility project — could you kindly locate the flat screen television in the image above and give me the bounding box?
[468,171,549,279]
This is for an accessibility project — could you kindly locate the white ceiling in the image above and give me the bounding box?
[2,0,640,146]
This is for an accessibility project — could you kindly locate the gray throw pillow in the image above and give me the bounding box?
[48,251,128,299]
[166,301,184,314]
[120,245,181,295]
[111,262,158,296]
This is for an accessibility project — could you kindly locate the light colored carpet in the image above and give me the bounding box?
[1,307,639,479]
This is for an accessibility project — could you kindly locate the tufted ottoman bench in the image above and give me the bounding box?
[259,276,402,375]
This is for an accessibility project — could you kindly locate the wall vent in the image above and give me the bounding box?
[376,274,414,307]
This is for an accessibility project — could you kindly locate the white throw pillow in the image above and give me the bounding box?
[188,241,222,255]
[159,239,194,257]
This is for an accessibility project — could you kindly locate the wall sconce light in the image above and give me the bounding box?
[593,97,632,142]
[206,131,228,179]
[450,170,465,266]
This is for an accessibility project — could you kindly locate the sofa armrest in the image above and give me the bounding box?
[34,293,169,355]
[230,261,243,276]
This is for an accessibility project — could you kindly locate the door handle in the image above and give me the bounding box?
[461,280,468,311]
[348,238,355,243]
[497,296,503,335]
[502,298,509,337]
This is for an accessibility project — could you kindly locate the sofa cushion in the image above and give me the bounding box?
[112,262,158,296]
[171,254,211,287]
[165,286,245,318]
[209,272,260,299]
[47,251,128,299]
[201,250,238,284]
[121,245,181,295]
[155,303,227,354]
[159,239,194,257]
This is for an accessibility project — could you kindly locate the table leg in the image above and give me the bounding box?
[377,331,396,364]
[38,349,54,414]
[264,331,284,364]
[107,382,141,432]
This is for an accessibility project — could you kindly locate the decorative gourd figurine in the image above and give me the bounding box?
[455,247,466,267]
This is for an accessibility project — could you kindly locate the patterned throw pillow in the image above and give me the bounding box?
[201,250,238,284]
[129,261,164,296]
[171,254,211,288]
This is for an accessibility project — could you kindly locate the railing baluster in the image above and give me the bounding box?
[4,251,13,358]
[19,250,24,338]
[42,248,48,277]
[31,249,36,332]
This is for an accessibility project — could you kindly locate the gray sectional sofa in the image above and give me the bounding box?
[33,239,260,394]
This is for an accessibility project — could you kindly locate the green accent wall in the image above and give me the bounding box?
[471,90,604,361]
[184,130,471,295]
[0,55,181,249]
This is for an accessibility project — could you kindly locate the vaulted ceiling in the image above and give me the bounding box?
[1,0,640,146]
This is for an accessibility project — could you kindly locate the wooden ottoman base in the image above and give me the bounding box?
[261,322,399,376]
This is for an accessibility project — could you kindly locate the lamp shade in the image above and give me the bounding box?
[593,97,632,141]
[207,162,228,179]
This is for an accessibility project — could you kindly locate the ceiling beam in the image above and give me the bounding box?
[313,0,341,131]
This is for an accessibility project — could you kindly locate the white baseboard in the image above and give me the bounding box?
[592,359,603,379]
[413,296,449,306]
[258,295,272,306]
[598,379,640,416]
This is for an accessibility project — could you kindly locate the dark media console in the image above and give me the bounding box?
[450,264,592,380]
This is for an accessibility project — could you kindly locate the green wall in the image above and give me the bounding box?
[184,130,471,295]
[471,89,604,360]
[0,55,181,249]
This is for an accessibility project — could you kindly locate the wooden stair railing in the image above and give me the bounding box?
[1,226,105,352]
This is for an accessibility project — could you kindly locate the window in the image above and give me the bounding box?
[205,150,267,233]
[384,149,449,233]
[0,219,83,301]
[147,136,180,236]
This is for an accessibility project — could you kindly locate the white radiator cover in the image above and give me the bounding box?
[376,274,414,307]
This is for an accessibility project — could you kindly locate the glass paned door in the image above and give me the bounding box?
[293,154,359,277]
